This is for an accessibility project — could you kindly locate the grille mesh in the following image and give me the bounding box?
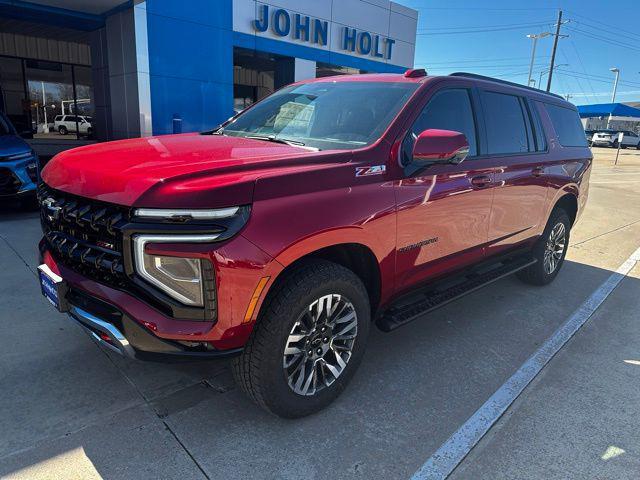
[38,184,130,287]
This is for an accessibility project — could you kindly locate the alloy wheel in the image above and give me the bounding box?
[543,222,566,274]
[283,294,358,396]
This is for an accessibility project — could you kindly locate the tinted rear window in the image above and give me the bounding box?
[544,104,588,147]
[482,91,530,154]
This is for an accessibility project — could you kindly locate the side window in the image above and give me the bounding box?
[482,91,531,154]
[544,103,588,147]
[409,88,478,158]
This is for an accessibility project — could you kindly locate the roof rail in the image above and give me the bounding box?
[449,72,565,100]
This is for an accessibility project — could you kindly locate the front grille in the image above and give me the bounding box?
[38,183,218,322]
[38,184,130,287]
[0,168,21,195]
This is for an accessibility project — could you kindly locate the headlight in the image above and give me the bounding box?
[133,234,219,306]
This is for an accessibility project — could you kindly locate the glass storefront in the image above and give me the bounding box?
[233,48,296,113]
[0,55,94,141]
[316,63,368,78]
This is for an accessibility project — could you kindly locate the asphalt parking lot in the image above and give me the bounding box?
[1,147,639,480]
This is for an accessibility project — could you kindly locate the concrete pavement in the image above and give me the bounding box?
[0,147,639,479]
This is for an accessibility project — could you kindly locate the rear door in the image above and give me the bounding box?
[480,90,549,256]
[394,83,495,291]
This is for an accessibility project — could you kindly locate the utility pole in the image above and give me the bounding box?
[546,10,563,92]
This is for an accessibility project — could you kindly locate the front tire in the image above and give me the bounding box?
[232,260,370,418]
[517,208,571,286]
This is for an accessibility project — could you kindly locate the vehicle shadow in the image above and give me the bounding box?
[1,258,638,479]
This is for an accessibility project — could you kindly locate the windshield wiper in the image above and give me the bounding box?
[201,124,226,135]
[245,134,306,147]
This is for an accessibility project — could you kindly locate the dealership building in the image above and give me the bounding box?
[0,0,418,155]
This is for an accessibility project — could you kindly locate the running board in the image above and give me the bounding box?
[377,255,536,332]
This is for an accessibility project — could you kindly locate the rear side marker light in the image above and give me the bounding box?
[244,277,270,323]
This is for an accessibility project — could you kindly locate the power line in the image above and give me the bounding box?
[555,70,640,89]
[419,21,555,32]
[417,22,555,35]
[569,39,597,98]
[571,20,640,43]
[565,26,640,52]
[419,56,551,66]
[565,10,640,41]
[555,69,640,87]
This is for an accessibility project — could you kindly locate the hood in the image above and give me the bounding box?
[0,134,31,158]
[41,133,324,208]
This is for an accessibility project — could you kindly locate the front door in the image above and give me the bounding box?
[394,86,495,293]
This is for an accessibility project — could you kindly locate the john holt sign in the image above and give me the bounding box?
[253,5,396,61]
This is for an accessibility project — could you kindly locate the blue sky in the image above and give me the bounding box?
[400,0,640,105]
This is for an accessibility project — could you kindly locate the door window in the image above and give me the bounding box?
[403,88,478,165]
[482,91,531,154]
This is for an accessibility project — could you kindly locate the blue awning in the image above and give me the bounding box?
[577,103,640,119]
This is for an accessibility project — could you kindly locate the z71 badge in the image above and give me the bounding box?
[355,165,386,177]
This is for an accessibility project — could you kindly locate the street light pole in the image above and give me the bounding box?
[41,81,49,134]
[607,67,620,129]
[610,67,620,103]
[526,32,550,87]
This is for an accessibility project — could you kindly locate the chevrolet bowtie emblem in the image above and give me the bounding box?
[42,197,62,221]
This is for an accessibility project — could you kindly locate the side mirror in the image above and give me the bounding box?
[412,129,470,166]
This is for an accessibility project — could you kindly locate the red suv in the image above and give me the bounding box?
[37,71,591,417]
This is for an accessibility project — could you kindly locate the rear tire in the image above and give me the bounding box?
[58,126,68,135]
[517,209,571,286]
[232,260,370,418]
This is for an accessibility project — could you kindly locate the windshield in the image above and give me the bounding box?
[222,81,419,150]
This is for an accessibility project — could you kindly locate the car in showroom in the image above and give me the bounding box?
[37,71,591,418]
[590,129,640,148]
[0,111,38,204]
[53,114,93,136]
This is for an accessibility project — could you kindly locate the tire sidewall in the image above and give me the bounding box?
[257,266,370,418]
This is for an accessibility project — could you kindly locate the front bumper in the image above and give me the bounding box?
[0,156,38,198]
[39,232,283,360]
[66,292,242,361]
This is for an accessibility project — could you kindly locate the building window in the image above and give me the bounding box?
[316,62,368,78]
[0,55,94,141]
[233,48,295,114]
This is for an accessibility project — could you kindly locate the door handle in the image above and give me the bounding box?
[470,175,492,188]
[532,166,545,177]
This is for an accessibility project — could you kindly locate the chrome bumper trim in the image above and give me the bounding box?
[68,305,136,358]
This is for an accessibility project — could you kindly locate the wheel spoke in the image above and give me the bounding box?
[284,345,302,355]
[283,294,358,396]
